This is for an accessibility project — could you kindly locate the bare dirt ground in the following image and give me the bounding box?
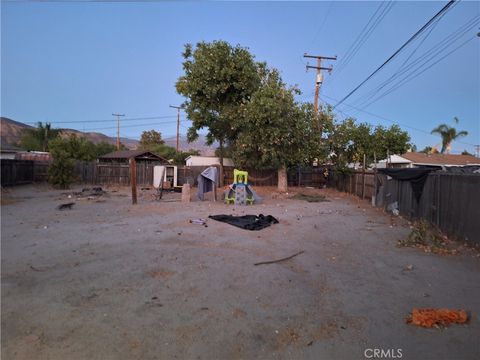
[1,184,479,360]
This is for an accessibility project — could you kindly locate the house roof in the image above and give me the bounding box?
[100,150,168,162]
[0,142,23,152]
[400,152,480,166]
[379,154,412,164]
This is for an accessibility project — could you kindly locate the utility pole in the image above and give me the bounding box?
[304,53,336,134]
[112,113,125,150]
[169,105,183,152]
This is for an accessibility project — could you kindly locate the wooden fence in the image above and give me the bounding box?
[327,169,376,200]
[80,162,161,186]
[2,160,331,188]
[1,160,34,186]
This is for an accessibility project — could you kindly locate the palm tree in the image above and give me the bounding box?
[19,122,60,151]
[431,117,468,154]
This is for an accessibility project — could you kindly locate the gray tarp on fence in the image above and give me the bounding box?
[197,166,218,201]
[378,172,480,243]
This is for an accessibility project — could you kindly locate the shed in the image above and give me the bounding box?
[99,150,169,165]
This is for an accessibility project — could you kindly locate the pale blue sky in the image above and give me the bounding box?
[1,1,479,153]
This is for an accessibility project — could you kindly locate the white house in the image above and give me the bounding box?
[185,155,234,167]
[377,152,480,168]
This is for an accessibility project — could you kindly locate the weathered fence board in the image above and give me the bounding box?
[1,160,34,186]
[378,173,480,243]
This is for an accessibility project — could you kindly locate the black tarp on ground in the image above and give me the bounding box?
[379,168,437,201]
[208,214,279,231]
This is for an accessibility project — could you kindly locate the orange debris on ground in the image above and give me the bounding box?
[407,308,468,328]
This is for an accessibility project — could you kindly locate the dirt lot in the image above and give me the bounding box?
[1,184,479,360]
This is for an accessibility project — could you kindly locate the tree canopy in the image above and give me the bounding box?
[176,40,263,183]
[326,119,411,168]
[230,69,320,191]
[19,122,60,151]
[139,130,164,149]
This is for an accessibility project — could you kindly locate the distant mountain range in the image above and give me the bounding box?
[0,117,216,155]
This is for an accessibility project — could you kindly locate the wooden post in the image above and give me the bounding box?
[130,158,137,205]
[362,154,366,199]
[372,152,377,206]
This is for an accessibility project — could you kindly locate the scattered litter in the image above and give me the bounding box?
[387,201,399,215]
[402,264,414,273]
[189,218,207,226]
[57,202,75,211]
[398,220,459,255]
[307,341,313,346]
[254,250,305,266]
[209,214,279,231]
[73,187,106,199]
[43,225,48,229]
[407,308,468,328]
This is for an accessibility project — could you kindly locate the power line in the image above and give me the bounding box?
[360,33,478,109]
[334,0,457,109]
[322,93,477,148]
[336,1,395,74]
[351,11,446,107]
[23,115,178,125]
[307,1,334,52]
[354,13,478,108]
[81,119,188,132]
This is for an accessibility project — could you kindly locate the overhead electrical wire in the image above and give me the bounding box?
[81,119,188,132]
[307,1,334,52]
[356,15,479,108]
[322,93,477,148]
[298,90,476,149]
[23,115,179,125]
[334,0,457,109]
[335,1,396,74]
[360,34,478,109]
[350,11,446,107]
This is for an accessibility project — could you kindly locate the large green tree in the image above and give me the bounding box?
[139,129,164,149]
[327,119,411,167]
[431,117,468,154]
[176,40,262,185]
[19,122,60,151]
[231,69,320,192]
[372,124,411,161]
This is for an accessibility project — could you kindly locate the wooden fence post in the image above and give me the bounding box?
[130,158,137,205]
[362,154,366,199]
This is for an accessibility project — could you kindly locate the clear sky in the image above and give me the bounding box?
[2,0,479,154]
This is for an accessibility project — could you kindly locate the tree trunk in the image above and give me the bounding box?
[218,139,225,187]
[277,165,288,193]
